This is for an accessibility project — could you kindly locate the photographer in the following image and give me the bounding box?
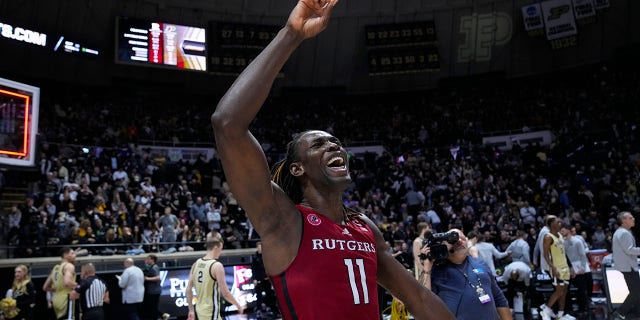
[419,229,512,320]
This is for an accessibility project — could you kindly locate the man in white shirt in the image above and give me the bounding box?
[117,258,145,320]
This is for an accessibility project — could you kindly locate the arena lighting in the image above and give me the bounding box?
[0,77,39,167]
[0,89,30,157]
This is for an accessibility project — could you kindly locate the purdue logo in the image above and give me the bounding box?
[548,5,570,20]
[458,12,512,63]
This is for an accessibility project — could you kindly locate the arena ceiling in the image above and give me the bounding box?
[0,0,638,95]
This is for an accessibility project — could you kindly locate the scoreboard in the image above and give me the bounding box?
[116,17,207,71]
[368,45,439,75]
[365,21,437,47]
[210,22,279,49]
[364,21,440,75]
[208,22,280,75]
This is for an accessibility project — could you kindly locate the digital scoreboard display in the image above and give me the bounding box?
[365,21,437,48]
[0,77,39,167]
[116,17,207,71]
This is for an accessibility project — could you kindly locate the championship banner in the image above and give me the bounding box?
[593,0,610,10]
[521,3,544,32]
[572,0,596,20]
[541,0,578,40]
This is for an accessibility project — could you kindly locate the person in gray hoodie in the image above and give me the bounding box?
[611,211,640,320]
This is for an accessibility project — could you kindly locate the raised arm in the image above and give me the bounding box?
[211,0,338,237]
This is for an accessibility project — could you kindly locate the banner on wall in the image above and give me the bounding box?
[521,3,545,32]
[541,0,578,40]
[572,0,596,20]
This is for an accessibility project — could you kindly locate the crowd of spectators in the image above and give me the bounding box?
[3,62,640,268]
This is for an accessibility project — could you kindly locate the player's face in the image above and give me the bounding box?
[65,250,76,262]
[294,130,351,186]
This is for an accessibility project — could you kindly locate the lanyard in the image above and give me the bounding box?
[454,259,485,292]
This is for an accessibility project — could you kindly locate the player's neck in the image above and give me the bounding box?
[300,197,348,224]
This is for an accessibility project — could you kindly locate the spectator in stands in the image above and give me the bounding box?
[189,196,207,227]
[220,223,243,250]
[53,211,79,245]
[112,167,129,187]
[520,201,536,229]
[206,196,222,233]
[140,177,156,195]
[7,205,21,245]
[420,206,442,232]
[39,197,57,223]
[155,207,179,251]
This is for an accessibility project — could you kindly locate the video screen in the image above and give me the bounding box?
[603,266,640,308]
[158,265,256,317]
[116,17,207,71]
[0,77,39,167]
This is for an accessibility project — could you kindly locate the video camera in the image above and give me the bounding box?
[419,231,459,261]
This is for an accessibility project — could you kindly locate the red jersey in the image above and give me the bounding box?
[270,205,379,320]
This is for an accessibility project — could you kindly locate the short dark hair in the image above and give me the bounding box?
[60,247,74,258]
[545,215,557,227]
[148,254,157,263]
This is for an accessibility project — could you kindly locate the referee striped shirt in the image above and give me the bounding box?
[76,276,107,310]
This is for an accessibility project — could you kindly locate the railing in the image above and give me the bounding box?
[0,238,261,259]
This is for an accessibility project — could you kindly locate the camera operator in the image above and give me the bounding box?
[419,228,512,320]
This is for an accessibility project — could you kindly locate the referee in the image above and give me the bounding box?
[71,263,109,320]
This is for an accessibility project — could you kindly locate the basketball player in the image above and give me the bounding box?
[43,247,78,320]
[210,0,453,318]
[539,216,576,320]
[186,236,244,320]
